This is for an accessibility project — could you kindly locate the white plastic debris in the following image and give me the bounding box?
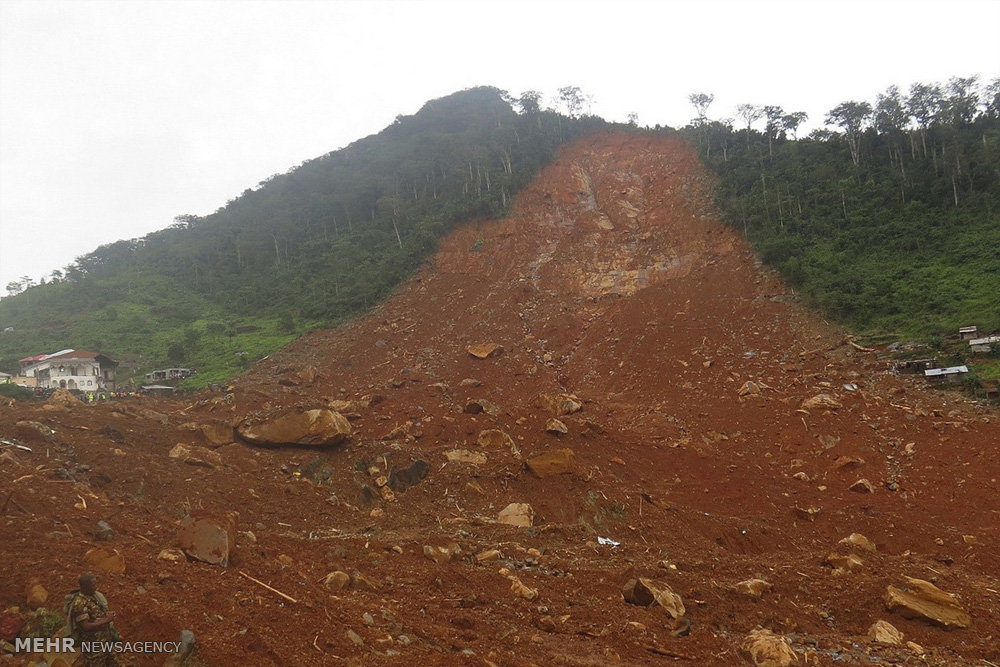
[597,536,620,547]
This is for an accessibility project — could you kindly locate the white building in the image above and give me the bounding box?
[17,349,117,391]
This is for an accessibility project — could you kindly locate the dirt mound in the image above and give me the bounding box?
[2,132,998,666]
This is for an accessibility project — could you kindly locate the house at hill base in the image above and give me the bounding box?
[924,365,968,385]
[958,326,979,341]
[144,368,195,383]
[968,335,1000,353]
[17,349,117,391]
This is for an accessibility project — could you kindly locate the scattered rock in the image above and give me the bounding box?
[0,611,25,641]
[498,503,534,527]
[467,343,504,359]
[738,381,761,396]
[464,399,502,416]
[322,571,351,590]
[733,579,772,597]
[868,619,903,645]
[82,547,126,574]
[177,512,237,567]
[423,544,462,564]
[839,533,876,552]
[387,459,430,493]
[885,577,971,628]
[236,409,350,447]
[793,506,822,521]
[508,576,538,600]
[14,420,55,443]
[621,578,685,620]
[801,393,842,411]
[196,421,236,446]
[545,418,568,435]
[477,429,516,450]
[157,548,186,563]
[742,628,797,667]
[536,393,583,416]
[346,629,364,646]
[825,553,864,573]
[849,478,875,494]
[169,443,223,468]
[475,549,501,564]
[525,448,576,477]
[906,640,925,655]
[833,455,865,469]
[25,580,47,609]
[444,449,487,465]
[278,365,318,386]
[162,630,197,667]
[458,378,481,387]
[95,520,115,541]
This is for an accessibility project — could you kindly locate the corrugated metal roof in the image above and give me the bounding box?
[969,335,1000,346]
[46,349,99,360]
[924,366,969,377]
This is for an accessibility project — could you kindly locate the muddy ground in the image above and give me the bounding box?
[2,132,998,666]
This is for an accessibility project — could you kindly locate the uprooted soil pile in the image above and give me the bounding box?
[2,132,998,666]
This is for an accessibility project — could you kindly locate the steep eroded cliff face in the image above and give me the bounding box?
[3,132,998,666]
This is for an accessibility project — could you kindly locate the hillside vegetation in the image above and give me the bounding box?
[685,77,1000,339]
[2,78,997,387]
[0,87,610,384]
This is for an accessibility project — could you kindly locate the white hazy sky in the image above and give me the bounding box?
[1,0,998,293]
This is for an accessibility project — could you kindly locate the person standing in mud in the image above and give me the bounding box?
[67,572,120,666]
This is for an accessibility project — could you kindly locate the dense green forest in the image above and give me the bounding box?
[683,77,999,342]
[0,87,611,385]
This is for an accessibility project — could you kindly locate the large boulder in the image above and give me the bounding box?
[82,547,126,574]
[178,512,238,567]
[621,578,685,620]
[525,448,576,477]
[466,343,504,359]
[237,409,350,447]
[885,577,971,628]
[536,393,583,416]
[742,628,797,667]
[498,503,533,527]
[169,443,223,468]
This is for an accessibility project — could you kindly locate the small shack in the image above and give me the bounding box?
[924,365,969,385]
[968,335,1000,353]
[958,326,979,341]
[897,358,937,374]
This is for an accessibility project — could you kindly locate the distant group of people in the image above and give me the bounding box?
[84,391,142,403]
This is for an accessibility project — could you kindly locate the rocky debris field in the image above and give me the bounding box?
[2,132,999,666]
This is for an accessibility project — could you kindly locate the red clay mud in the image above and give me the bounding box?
[2,132,998,665]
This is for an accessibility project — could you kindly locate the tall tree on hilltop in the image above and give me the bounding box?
[688,92,715,157]
[826,101,872,167]
[875,85,909,177]
[688,92,714,124]
[763,105,784,157]
[736,103,764,146]
[781,111,808,139]
[907,82,944,156]
[945,75,980,125]
[558,86,585,118]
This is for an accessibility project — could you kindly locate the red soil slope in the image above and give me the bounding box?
[2,131,998,666]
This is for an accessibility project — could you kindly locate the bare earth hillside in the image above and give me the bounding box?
[2,132,999,666]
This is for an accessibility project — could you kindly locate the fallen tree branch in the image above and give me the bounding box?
[238,570,298,603]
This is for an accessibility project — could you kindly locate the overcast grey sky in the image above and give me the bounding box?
[1,0,998,293]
